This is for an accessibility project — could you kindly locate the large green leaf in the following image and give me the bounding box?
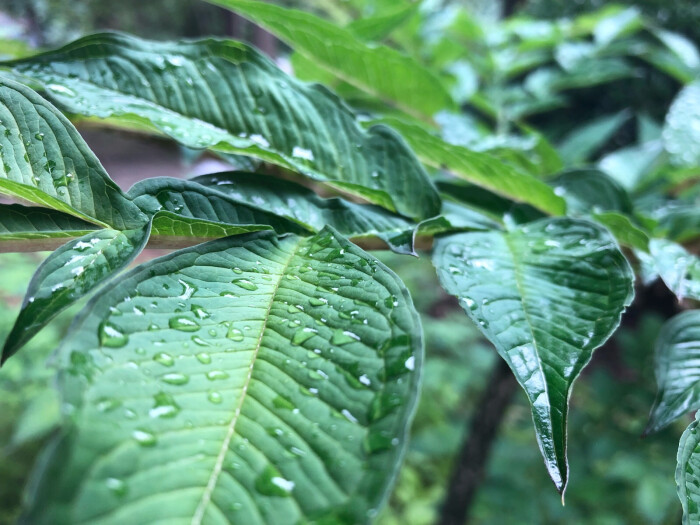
[5,33,440,220]
[432,218,634,492]
[0,203,99,242]
[203,0,454,119]
[646,311,700,434]
[677,413,700,525]
[23,228,422,524]
[375,118,566,216]
[663,80,700,167]
[1,226,150,364]
[648,239,700,301]
[0,77,146,229]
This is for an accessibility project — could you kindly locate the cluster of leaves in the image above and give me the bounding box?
[0,0,698,523]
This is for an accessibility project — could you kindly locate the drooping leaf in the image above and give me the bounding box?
[646,311,700,434]
[5,33,440,220]
[0,203,99,242]
[677,413,700,525]
[648,239,700,301]
[432,218,634,492]
[22,228,422,524]
[375,117,566,216]
[663,80,700,167]
[0,76,147,228]
[203,0,454,119]
[1,226,150,364]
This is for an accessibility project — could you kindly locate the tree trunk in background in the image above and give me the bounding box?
[437,358,519,525]
[253,25,278,58]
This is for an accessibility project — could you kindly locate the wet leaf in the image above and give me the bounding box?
[676,412,700,525]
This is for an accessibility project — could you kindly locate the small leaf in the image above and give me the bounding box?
[663,80,700,167]
[549,169,632,215]
[433,218,634,492]
[22,228,422,524]
[676,412,700,525]
[648,239,700,301]
[557,112,629,166]
[0,76,147,228]
[591,211,650,252]
[1,226,150,363]
[647,311,700,434]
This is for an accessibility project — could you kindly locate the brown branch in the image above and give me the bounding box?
[437,358,519,525]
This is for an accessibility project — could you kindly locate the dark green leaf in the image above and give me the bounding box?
[0,76,147,228]
[0,203,99,241]
[2,226,150,364]
[647,311,700,434]
[433,218,634,492]
[676,413,700,525]
[6,33,440,220]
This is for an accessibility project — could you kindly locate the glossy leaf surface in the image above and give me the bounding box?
[433,218,634,492]
[1,226,150,363]
[0,203,98,241]
[648,239,700,301]
[663,80,700,167]
[0,77,146,229]
[647,311,700,434]
[677,413,700,525]
[23,229,422,524]
[7,33,440,220]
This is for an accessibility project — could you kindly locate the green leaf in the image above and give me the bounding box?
[203,0,454,119]
[5,33,440,220]
[193,172,471,255]
[346,3,417,42]
[0,76,147,229]
[150,210,273,244]
[654,205,700,243]
[22,228,422,524]
[648,239,700,301]
[598,140,664,191]
[557,111,629,166]
[677,413,700,525]
[647,311,700,434]
[1,226,150,364]
[432,218,634,492]
[664,80,700,167]
[549,169,632,214]
[0,203,99,241]
[375,117,566,216]
[129,177,306,236]
[591,211,650,252]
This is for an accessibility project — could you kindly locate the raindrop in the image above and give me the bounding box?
[162,372,189,385]
[208,391,223,404]
[206,370,230,381]
[168,316,200,332]
[196,352,212,364]
[153,352,175,367]
[99,322,128,348]
[233,278,258,291]
[255,465,295,497]
[132,429,157,447]
[105,478,127,497]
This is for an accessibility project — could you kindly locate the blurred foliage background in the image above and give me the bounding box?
[0,0,697,524]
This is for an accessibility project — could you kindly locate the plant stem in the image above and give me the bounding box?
[437,358,519,525]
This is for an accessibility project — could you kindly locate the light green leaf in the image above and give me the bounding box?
[1,226,150,364]
[203,0,454,119]
[591,211,650,252]
[663,80,700,167]
[346,3,417,42]
[150,210,272,244]
[432,218,634,492]
[375,117,566,216]
[648,239,700,301]
[0,203,99,241]
[5,33,440,220]
[0,76,147,228]
[677,412,700,525]
[598,140,664,191]
[23,228,422,524]
[647,311,700,434]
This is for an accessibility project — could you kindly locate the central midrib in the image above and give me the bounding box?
[190,238,300,525]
